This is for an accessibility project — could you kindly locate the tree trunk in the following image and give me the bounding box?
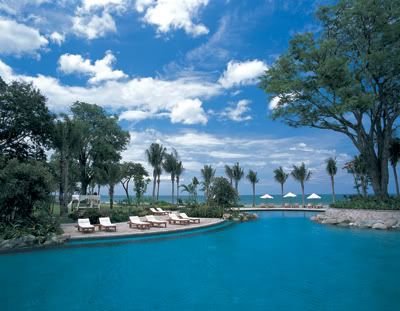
[156,174,160,201]
[330,175,335,203]
[109,184,114,209]
[171,177,175,204]
[176,177,180,205]
[152,170,157,203]
[281,183,284,206]
[252,183,255,207]
[234,180,238,192]
[122,180,130,204]
[301,182,305,207]
[392,163,399,196]
[59,154,65,216]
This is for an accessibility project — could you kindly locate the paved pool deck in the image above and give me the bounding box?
[239,207,326,212]
[62,215,225,241]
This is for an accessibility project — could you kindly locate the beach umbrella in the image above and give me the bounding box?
[260,194,274,199]
[283,192,296,198]
[307,193,321,199]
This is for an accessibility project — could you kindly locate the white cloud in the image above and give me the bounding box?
[170,98,208,125]
[0,59,219,125]
[58,51,127,84]
[269,96,280,110]
[135,0,209,37]
[72,11,116,39]
[81,0,128,11]
[0,18,48,55]
[218,59,268,88]
[220,99,252,122]
[49,31,65,45]
[119,110,154,121]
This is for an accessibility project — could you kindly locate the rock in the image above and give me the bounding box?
[384,219,397,228]
[322,218,339,225]
[21,234,37,246]
[372,223,388,230]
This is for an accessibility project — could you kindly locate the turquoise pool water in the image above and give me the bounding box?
[1,211,400,310]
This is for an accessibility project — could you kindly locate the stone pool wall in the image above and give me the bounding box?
[311,208,400,230]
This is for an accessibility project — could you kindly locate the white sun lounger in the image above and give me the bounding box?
[77,218,95,232]
[168,213,190,225]
[150,207,165,215]
[145,215,167,227]
[156,207,171,214]
[179,213,200,224]
[128,216,151,229]
[99,217,117,231]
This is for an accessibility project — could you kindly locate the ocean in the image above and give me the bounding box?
[99,193,346,206]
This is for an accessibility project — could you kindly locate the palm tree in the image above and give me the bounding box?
[325,157,337,203]
[192,176,199,202]
[175,160,184,204]
[291,162,312,207]
[232,162,244,193]
[273,166,289,205]
[163,151,178,204]
[246,170,259,207]
[389,138,400,196]
[155,166,162,201]
[145,143,166,202]
[225,165,234,186]
[201,165,215,203]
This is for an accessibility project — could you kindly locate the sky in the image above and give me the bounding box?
[0,0,393,196]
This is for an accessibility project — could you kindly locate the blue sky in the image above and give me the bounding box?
[0,0,393,196]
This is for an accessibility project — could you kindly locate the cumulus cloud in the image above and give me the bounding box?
[0,59,218,125]
[0,18,48,55]
[58,51,127,84]
[218,59,268,88]
[49,31,65,45]
[170,98,208,125]
[135,0,209,37]
[220,99,252,122]
[72,11,117,39]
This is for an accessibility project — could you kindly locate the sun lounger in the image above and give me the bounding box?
[168,213,190,225]
[284,203,290,208]
[307,203,313,208]
[150,207,165,215]
[99,217,117,231]
[128,216,151,229]
[179,213,200,224]
[77,218,95,232]
[145,215,167,227]
[156,207,171,214]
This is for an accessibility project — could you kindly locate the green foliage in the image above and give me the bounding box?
[209,177,238,209]
[291,163,312,184]
[260,0,400,196]
[201,164,215,202]
[71,101,130,194]
[0,159,54,223]
[180,205,223,218]
[325,157,337,177]
[131,163,149,206]
[332,196,400,210]
[232,162,244,192]
[0,79,54,160]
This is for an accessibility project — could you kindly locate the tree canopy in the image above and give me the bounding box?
[260,0,400,196]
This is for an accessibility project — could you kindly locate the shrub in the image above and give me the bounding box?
[0,159,54,223]
[331,196,400,210]
[180,205,223,218]
[208,177,238,208]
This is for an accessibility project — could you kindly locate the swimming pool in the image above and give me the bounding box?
[1,211,399,310]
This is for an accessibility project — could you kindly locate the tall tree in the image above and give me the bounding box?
[71,102,129,194]
[389,138,400,196]
[163,151,178,204]
[131,163,149,207]
[291,163,312,207]
[225,165,234,186]
[325,157,337,203]
[260,0,400,197]
[353,155,369,197]
[201,165,215,203]
[119,162,136,204]
[232,162,244,194]
[175,160,184,204]
[96,162,121,209]
[343,160,361,195]
[246,170,259,207]
[273,166,289,205]
[52,115,80,216]
[145,143,166,203]
[192,177,199,202]
[0,80,54,160]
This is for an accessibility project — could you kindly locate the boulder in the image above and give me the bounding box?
[384,219,397,228]
[372,223,388,230]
